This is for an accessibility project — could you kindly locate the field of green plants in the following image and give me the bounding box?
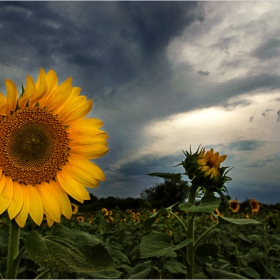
[0,199,279,279]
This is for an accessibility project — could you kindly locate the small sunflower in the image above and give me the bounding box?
[197,148,227,179]
[210,215,218,223]
[249,198,260,213]
[71,203,78,215]
[0,68,108,227]
[76,216,84,222]
[126,209,132,214]
[214,208,220,215]
[102,208,108,216]
[229,199,240,213]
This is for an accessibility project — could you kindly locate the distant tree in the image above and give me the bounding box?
[140,179,189,208]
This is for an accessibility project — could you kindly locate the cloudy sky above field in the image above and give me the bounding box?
[0,1,280,204]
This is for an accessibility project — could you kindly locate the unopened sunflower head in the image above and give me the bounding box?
[181,146,232,193]
[0,68,109,227]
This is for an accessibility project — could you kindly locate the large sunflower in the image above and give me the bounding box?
[0,68,108,227]
[197,148,227,179]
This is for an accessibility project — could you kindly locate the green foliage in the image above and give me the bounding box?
[140,178,189,208]
[25,224,115,274]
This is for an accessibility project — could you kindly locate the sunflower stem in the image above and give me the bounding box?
[186,186,197,279]
[6,219,20,279]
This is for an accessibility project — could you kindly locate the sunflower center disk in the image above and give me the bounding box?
[0,107,69,185]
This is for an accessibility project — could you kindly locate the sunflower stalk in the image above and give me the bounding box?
[186,185,197,279]
[6,219,21,279]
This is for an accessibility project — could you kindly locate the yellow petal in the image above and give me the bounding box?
[0,93,8,116]
[53,86,81,114]
[56,170,89,203]
[49,180,72,220]
[67,118,104,136]
[0,174,6,195]
[26,184,43,226]
[63,163,101,188]
[29,68,48,108]
[15,185,29,228]
[68,156,105,181]
[18,75,35,109]
[218,155,227,164]
[70,144,109,159]
[36,181,61,222]
[0,92,6,111]
[60,98,93,124]
[45,69,58,95]
[44,77,72,112]
[46,215,55,227]
[5,79,18,112]
[7,181,23,219]
[0,176,13,215]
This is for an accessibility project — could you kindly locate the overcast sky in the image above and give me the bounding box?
[1,1,280,204]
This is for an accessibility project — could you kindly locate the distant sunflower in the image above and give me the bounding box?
[102,208,108,216]
[76,216,84,222]
[71,203,78,215]
[197,148,227,179]
[229,199,240,213]
[249,198,260,213]
[0,68,108,227]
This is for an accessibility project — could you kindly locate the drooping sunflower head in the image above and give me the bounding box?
[229,199,240,213]
[0,68,108,227]
[249,198,260,213]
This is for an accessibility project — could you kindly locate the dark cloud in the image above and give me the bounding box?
[227,140,266,151]
[251,38,280,60]
[0,1,203,97]
[197,70,210,76]
[119,2,202,55]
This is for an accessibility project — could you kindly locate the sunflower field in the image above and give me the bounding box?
[0,199,279,279]
[0,69,279,279]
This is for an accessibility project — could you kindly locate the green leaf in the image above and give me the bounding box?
[195,243,219,257]
[80,269,123,279]
[217,216,260,225]
[166,202,180,213]
[143,208,167,231]
[180,195,221,214]
[265,265,280,279]
[175,238,193,250]
[211,269,247,279]
[178,202,194,211]
[241,247,266,263]
[240,267,260,279]
[25,224,115,273]
[140,233,192,258]
[164,258,186,274]
[128,263,152,279]
[147,172,182,181]
[140,233,175,258]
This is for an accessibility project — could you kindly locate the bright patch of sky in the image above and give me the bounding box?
[142,92,280,157]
